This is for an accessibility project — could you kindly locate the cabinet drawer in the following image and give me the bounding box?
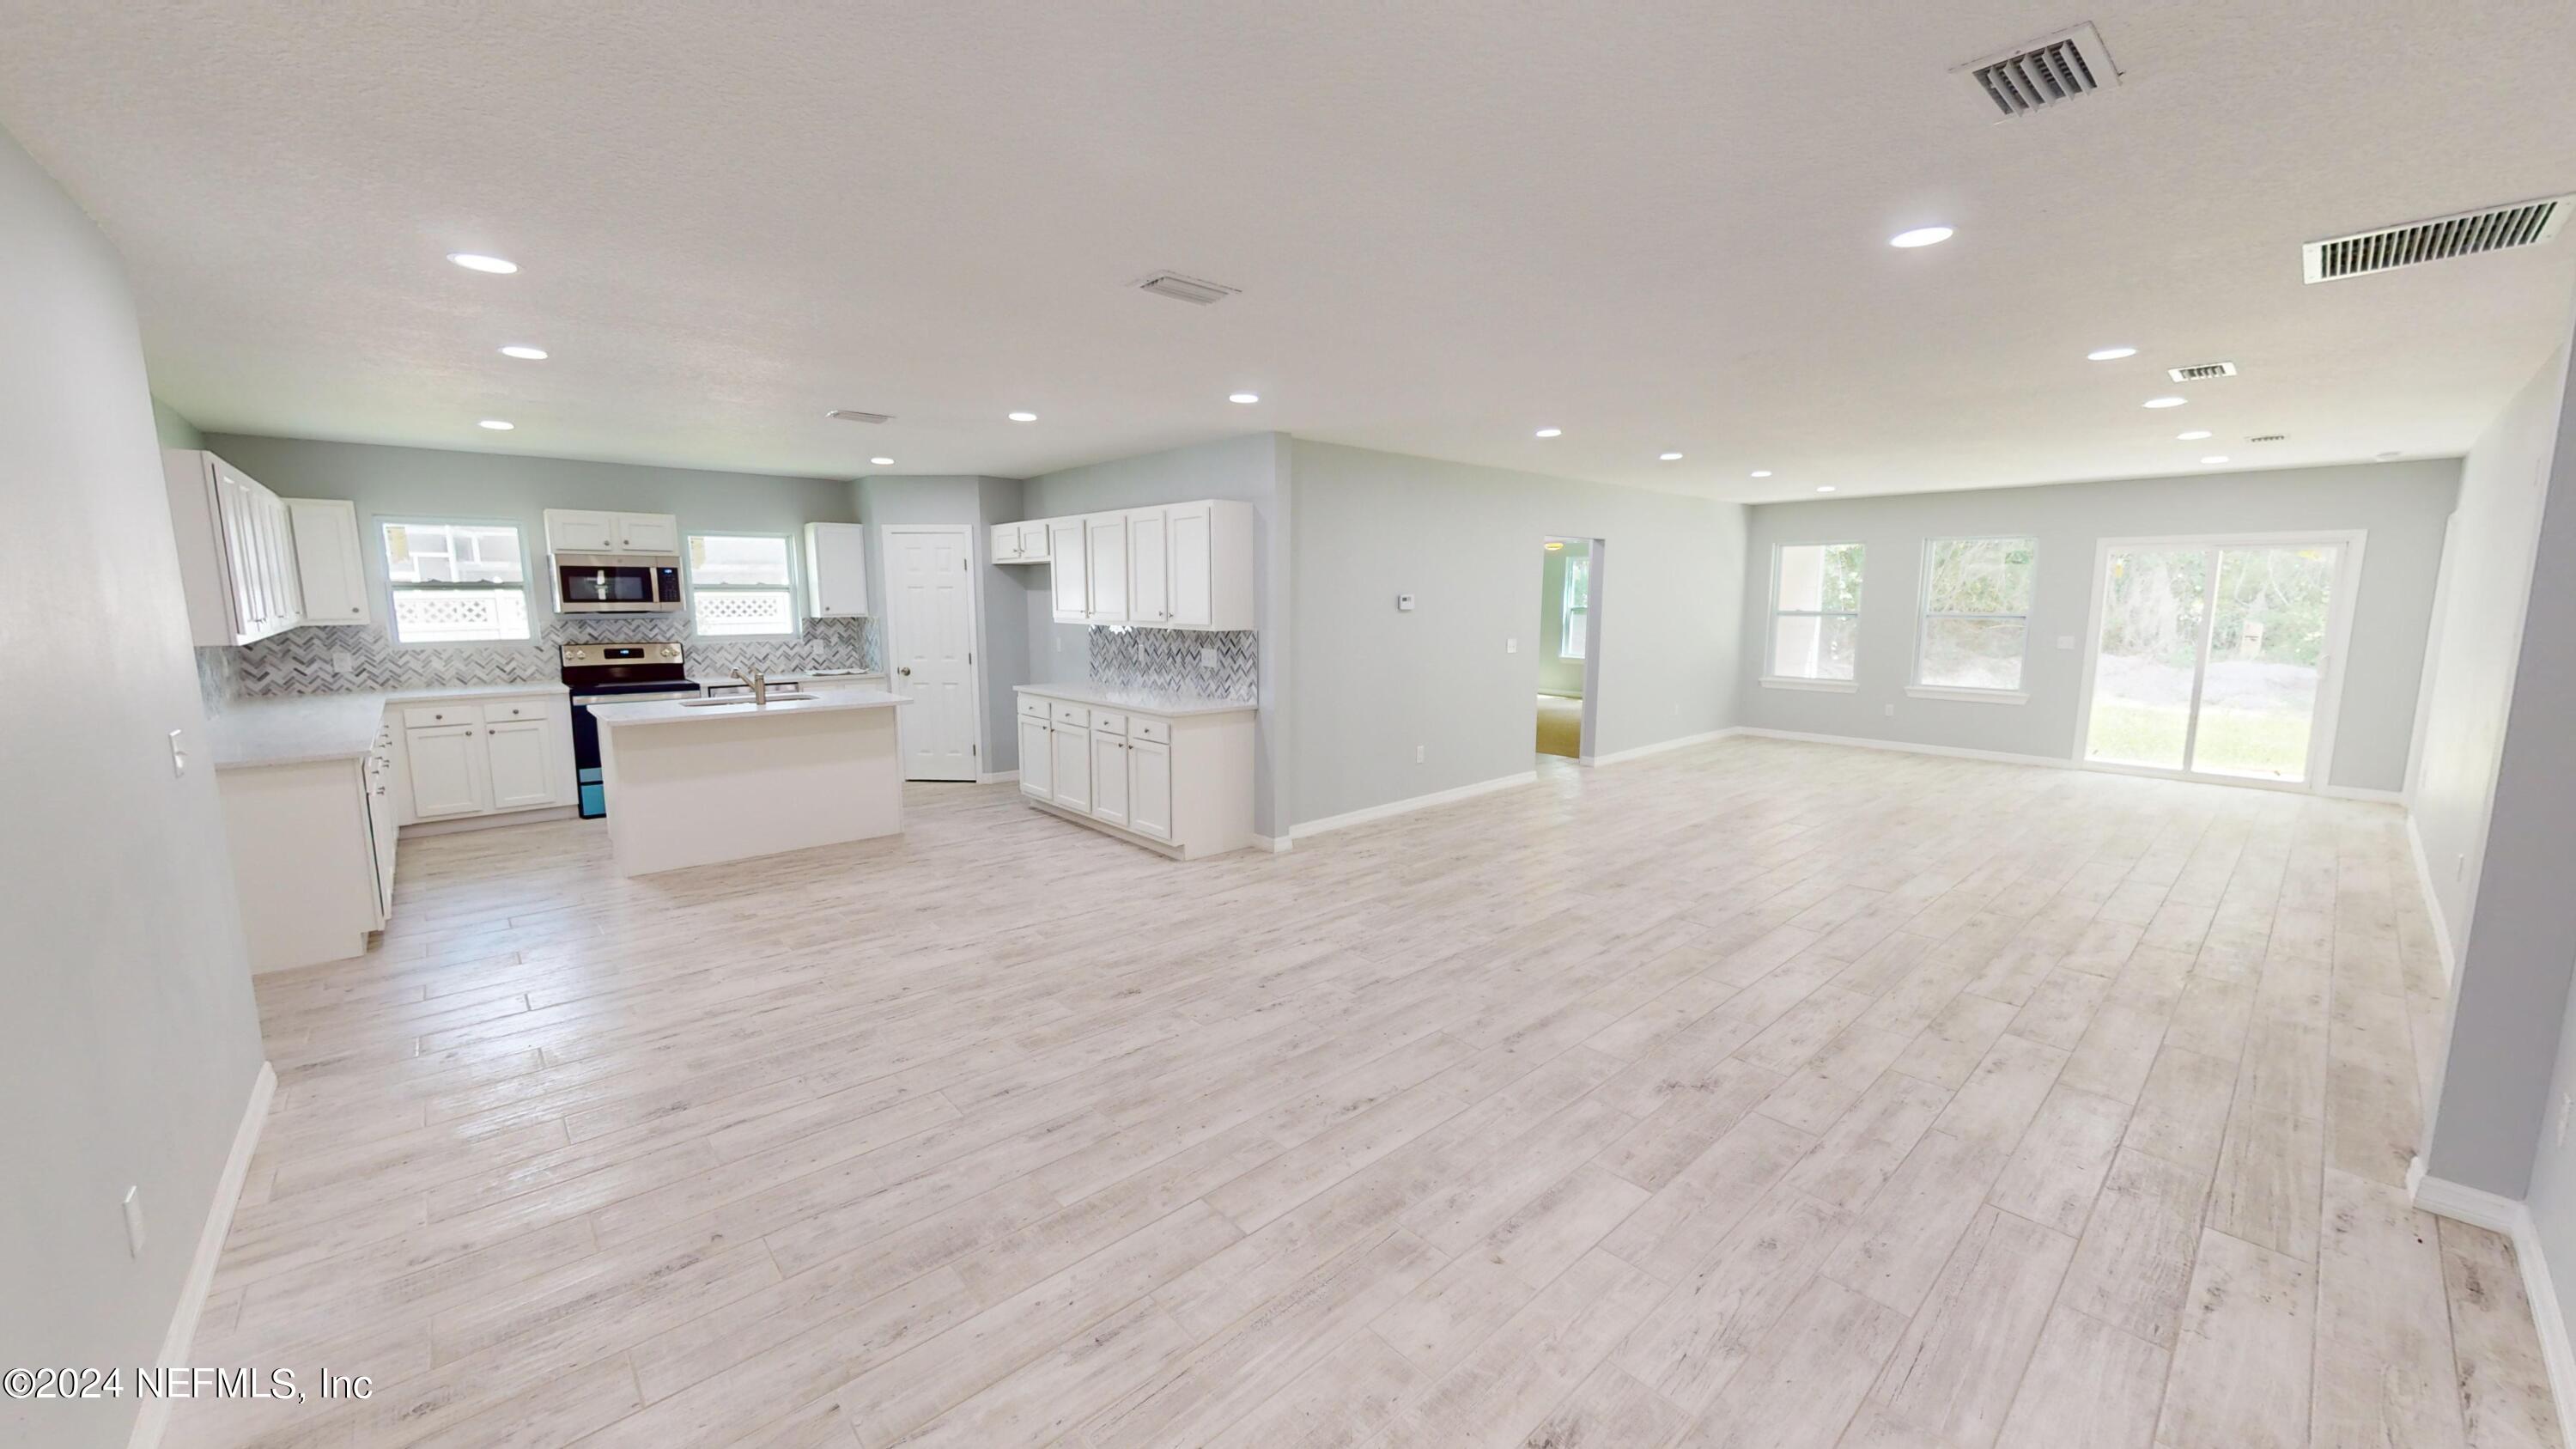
[402,702,483,729]
[1131,715,1170,744]
[484,698,550,721]
[1018,696,1051,721]
[1089,710,1128,736]
[1052,703,1091,728]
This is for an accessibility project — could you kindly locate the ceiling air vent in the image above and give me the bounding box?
[2167,361,2238,381]
[1135,271,1239,306]
[2304,196,2574,283]
[1955,23,2119,119]
[2249,434,2287,443]
[825,409,892,424]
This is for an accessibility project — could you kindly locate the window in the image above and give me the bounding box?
[686,533,797,637]
[1559,554,1589,660]
[381,521,530,643]
[1917,536,2036,692]
[1768,542,1864,682]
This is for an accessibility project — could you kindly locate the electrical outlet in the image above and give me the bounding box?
[2456,854,2468,881]
[1883,703,1895,718]
[2558,1093,2572,1148]
[1198,648,1219,668]
[122,1187,144,1258]
[1506,637,1517,654]
[1414,745,1425,764]
[2057,636,2076,650]
[167,729,187,777]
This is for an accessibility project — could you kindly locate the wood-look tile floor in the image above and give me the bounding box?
[173,736,2565,1449]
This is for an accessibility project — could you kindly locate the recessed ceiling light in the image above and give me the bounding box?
[1815,485,1838,493]
[1544,540,1564,551]
[2201,455,2230,465]
[2143,396,2187,408]
[2177,429,2213,440]
[477,419,514,430]
[1534,427,1562,438]
[1889,226,1954,248]
[447,253,517,274]
[498,344,547,360]
[870,457,894,467]
[1228,393,1260,405]
[2087,346,2137,361]
[1750,470,1773,478]
[1007,411,1037,423]
[1659,452,1684,461]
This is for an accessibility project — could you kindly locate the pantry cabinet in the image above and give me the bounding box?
[286,496,372,625]
[164,449,308,646]
[1014,687,1254,857]
[802,522,870,617]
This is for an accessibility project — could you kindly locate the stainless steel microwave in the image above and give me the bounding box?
[551,551,684,613]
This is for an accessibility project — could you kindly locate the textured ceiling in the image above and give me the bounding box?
[3,0,2573,499]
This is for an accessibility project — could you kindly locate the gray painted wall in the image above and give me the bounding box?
[2422,338,2576,1204]
[1021,434,1293,836]
[153,395,204,449]
[1735,462,2459,794]
[1536,539,1589,697]
[853,474,1031,772]
[1287,441,1745,826]
[2,127,268,1449]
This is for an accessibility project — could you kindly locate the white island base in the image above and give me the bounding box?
[589,691,908,877]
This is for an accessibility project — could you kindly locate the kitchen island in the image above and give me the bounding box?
[584,687,908,877]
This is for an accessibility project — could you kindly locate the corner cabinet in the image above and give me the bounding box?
[164,449,307,646]
[1014,688,1254,857]
[803,522,869,617]
[285,497,372,625]
[1028,500,1255,630]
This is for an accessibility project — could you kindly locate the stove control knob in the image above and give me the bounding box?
[659,646,677,658]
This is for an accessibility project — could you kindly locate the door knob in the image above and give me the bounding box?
[898,667,912,676]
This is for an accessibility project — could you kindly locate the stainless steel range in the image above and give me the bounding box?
[561,642,701,818]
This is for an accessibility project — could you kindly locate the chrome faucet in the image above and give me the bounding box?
[731,667,769,705]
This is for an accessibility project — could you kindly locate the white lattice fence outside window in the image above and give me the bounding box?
[392,588,532,642]
[695,591,793,636]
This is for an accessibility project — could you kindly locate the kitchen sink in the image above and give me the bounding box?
[679,692,820,707]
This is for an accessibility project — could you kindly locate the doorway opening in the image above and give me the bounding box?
[1536,536,1601,764]
[880,523,986,782]
[2075,532,2363,789]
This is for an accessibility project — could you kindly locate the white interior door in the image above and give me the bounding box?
[884,526,983,781]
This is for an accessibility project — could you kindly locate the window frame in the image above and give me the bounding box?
[1762,540,1865,691]
[683,530,802,642]
[1909,534,2038,703]
[377,516,535,649]
[1558,552,1589,661]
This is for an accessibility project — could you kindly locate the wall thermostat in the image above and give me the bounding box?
[1396,594,1416,612]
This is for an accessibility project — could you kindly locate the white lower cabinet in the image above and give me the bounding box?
[216,728,398,973]
[1013,689,1254,857]
[389,692,574,825]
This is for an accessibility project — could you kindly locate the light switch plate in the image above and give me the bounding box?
[1506,637,1517,654]
[121,1187,144,1257]
[167,728,187,777]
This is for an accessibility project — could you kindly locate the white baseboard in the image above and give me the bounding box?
[1734,726,2075,771]
[2406,812,2459,985]
[1289,770,1540,840]
[977,770,1020,785]
[2318,782,2409,803]
[1583,728,1741,767]
[1249,832,1292,854]
[129,1060,273,1449]
[2412,1160,2576,1447]
[399,804,577,838]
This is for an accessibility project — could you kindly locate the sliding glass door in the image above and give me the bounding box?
[2081,536,2356,787]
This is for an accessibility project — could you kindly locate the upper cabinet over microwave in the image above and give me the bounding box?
[544,509,679,556]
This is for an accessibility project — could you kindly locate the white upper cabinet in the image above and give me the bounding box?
[990,522,1024,562]
[1128,508,1170,625]
[1084,514,1129,624]
[1018,522,1051,562]
[1048,517,1088,621]
[163,449,307,647]
[286,497,371,625]
[544,509,678,555]
[803,522,870,617]
[1165,500,1255,630]
[993,520,1055,564]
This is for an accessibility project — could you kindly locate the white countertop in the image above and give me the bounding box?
[1015,681,1258,717]
[586,688,909,727]
[207,682,570,770]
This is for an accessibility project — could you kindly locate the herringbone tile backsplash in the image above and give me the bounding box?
[1086,627,1259,702]
[203,615,877,701]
